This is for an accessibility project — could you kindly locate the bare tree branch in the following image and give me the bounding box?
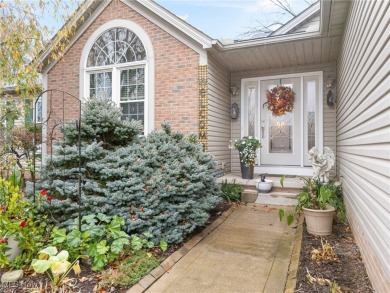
[271,0,297,17]
[237,0,317,40]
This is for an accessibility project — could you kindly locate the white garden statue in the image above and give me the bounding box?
[307,147,335,183]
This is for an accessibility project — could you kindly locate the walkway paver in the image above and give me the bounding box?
[146,204,296,293]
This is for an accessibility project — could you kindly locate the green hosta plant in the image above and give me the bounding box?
[31,246,81,292]
[51,213,129,271]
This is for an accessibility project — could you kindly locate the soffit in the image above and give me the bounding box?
[208,35,342,72]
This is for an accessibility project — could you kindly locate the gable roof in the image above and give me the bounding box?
[39,0,214,73]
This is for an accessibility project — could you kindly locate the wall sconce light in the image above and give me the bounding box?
[229,86,240,96]
[326,77,336,107]
[327,90,335,107]
[231,103,239,119]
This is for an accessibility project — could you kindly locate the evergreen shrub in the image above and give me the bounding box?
[36,99,220,243]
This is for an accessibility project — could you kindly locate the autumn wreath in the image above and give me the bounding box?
[265,85,295,116]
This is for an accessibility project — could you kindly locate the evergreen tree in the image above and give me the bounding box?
[36,100,220,243]
[36,99,142,224]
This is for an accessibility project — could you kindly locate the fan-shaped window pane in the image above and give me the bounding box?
[87,28,146,67]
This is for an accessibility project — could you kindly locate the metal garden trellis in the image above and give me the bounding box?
[32,89,83,230]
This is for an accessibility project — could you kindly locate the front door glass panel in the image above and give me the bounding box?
[248,86,256,137]
[269,112,293,153]
[268,83,293,153]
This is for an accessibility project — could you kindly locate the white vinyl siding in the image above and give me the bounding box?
[336,1,390,292]
[207,57,231,172]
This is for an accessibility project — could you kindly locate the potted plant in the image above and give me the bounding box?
[230,136,261,179]
[279,178,345,236]
[256,174,273,193]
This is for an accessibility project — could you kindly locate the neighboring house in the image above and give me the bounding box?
[38,0,389,291]
[0,86,42,129]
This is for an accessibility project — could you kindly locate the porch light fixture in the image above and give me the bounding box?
[231,103,239,119]
[229,86,240,96]
[326,78,336,107]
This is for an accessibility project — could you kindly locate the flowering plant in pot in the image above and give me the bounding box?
[279,178,345,236]
[230,136,261,179]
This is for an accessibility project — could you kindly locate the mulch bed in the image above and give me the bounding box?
[0,199,233,293]
[295,220,374,293]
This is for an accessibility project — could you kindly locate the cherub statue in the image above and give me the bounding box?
[307,147,335,183]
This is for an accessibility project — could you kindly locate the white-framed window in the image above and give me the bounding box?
[83,25,151,133]
[23,98,42,125]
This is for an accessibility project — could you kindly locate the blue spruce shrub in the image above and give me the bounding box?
[91,123,221,243]
[36,100,221,243]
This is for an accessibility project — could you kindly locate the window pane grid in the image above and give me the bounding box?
[121,101,145,133]
[120,68,145,101]
[86,26,147,132]
[89,72,112,100]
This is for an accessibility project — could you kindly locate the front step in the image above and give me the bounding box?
[218,173,304,207]
[255,191,298,206]
[216,174,306,189]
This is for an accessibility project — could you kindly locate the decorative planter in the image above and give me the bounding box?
[240,162,254,179]
[6,235,22,263]
[255,179,273,193]
[303,206,335,236]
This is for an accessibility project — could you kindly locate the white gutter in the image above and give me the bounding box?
[212,31,322,51]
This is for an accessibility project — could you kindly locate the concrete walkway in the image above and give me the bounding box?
[146,204,296,293]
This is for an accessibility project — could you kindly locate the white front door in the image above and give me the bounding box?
[260,78,302,166]
[241,72,323,174]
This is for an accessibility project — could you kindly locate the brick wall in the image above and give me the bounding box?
[47,0,200,137]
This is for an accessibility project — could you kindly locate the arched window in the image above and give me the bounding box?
[83,25,151,133]
[87,28,146,66]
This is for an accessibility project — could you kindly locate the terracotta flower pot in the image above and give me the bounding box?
[303,205,335,236]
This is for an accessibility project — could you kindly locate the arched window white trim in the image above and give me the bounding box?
[80,19,155,134]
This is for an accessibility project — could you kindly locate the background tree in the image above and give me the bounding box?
[0,0,88,180]
[0,0,85,96]
[238,0,317,39]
